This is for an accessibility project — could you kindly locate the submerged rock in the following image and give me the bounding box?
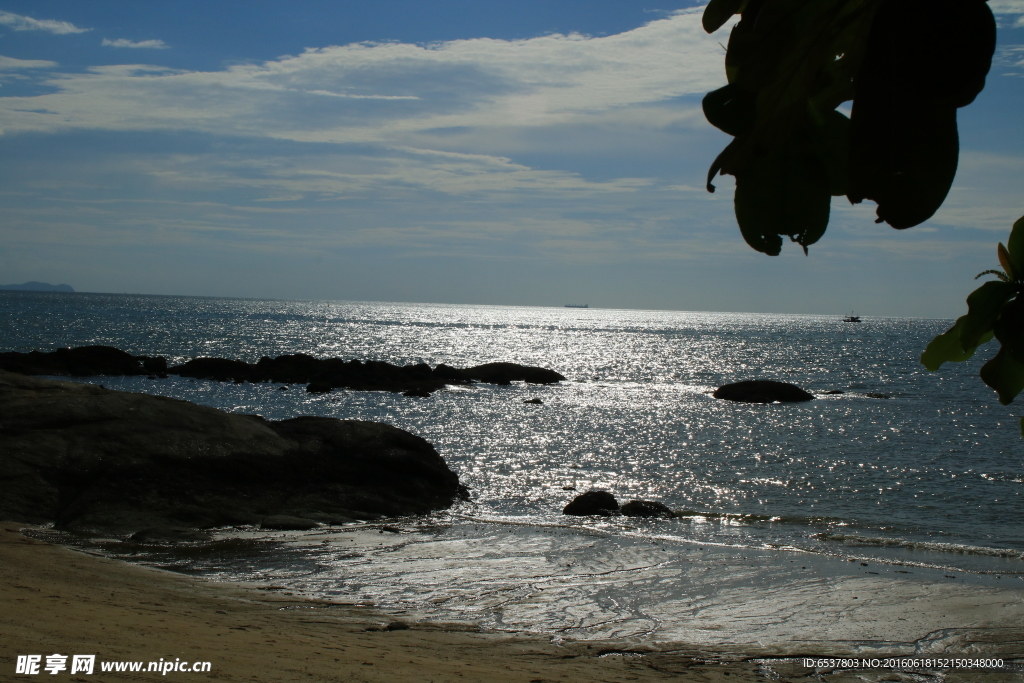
[713,380,814,403]
[0,370,468,535]
[620,500,674,518]
[129,527,214,543]
[260,515,321,531]
[562,490,619,516]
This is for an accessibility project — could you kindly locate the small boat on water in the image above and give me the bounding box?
[843,312,861,322]
[565,304,589,309]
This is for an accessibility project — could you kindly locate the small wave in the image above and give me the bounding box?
[674,510,844,526]
[811,533,1024,560]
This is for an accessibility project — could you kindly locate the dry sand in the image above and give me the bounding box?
[2,522,1022,682]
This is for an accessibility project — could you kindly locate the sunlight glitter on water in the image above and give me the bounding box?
[3,293,1023,569]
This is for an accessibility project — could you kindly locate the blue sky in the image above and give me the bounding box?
[1,1,1022,316]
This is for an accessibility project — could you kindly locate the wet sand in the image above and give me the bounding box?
[3,522,1023,682]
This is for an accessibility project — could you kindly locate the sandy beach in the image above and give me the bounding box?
[3,523,1023,682]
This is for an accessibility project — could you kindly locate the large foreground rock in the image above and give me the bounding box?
[713,380,814,403]
[0,370,468,535]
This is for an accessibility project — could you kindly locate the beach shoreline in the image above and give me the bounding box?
[4,523,1023,682]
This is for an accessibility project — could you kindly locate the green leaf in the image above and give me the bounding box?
[703,0,744,33]
[980,345,1024,405]
[1006,214,1024,276]
[961,280,1016,349]
[921,316,984,371]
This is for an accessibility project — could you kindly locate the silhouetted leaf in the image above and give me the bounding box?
[703,85,757,137]
[734,150,831,256]
[961,281,1016,349]
[993,296,1024,365]
[1006,215,1024,274]
[980,345,1024,405]
[809,109,851,196]
[998,243,1015,281]
[703,0,745,33]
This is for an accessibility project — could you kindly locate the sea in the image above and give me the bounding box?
[4,290,1023,643]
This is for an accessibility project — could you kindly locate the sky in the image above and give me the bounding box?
[1,1,1022,317]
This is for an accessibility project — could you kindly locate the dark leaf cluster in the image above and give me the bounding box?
[702,0,996,255]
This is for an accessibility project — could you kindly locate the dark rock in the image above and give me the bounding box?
[172,357,254,382]
[865,392,891,399]
[523,398,543,404]
[402,388,433,397]
[0,370,468,535]
[306,381,332,393]
[385,621,410,631]
[713,380,814,403]
[260,515,320,531]
[0,345,162,377]
[620,500,674,518]
[563,490,619,516]
[4,346,567,394]
[822,389,845,395]
[463,362,566,385]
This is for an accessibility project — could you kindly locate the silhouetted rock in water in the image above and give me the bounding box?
[0,345,166,377]
[865,392,891,399]
[822,389,845,395]
[462,362,566,385]
[402,388,433,397]
[713,380,814,403]
[0,370,468,535]
[1,346,567,394]
[620,500,674,518]
[524,398,543,405]
[562,490,619,516]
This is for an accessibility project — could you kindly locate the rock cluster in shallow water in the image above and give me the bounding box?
[562,490,674,518]
[0,345,566,396]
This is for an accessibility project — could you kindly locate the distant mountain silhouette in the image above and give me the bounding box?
[0,281,75,292]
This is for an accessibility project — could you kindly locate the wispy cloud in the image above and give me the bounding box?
[0,9,726,140]
[988,0,1024,27]
[0,55,59,70]
[102,38,169,50]
[0,10,89,35]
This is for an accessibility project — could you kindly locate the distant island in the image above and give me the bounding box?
[0,281,75,292]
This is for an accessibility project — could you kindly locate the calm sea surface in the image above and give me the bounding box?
[4,291,1023,637]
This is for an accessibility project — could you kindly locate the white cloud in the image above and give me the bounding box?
[0,9,727,140]
[0,55,58,70]
[0,10,89,34]
[102,38,169,50]
[988,0,1024,26]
